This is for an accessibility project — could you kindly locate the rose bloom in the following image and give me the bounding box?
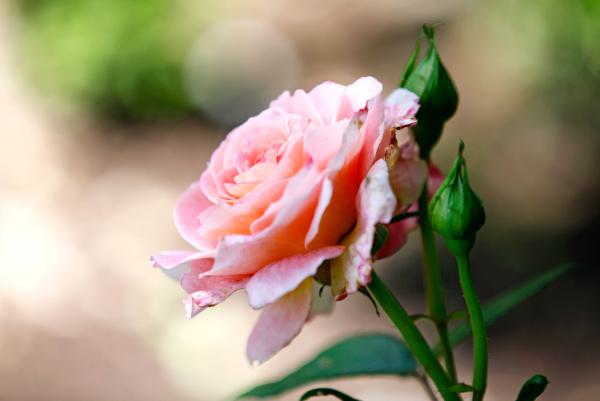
[152,77,430,363]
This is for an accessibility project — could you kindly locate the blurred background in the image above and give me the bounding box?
[1,0,598,400]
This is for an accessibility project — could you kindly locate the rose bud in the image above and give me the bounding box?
[428,141,485,253]
[515,374,549,401]
[400,25,459,160]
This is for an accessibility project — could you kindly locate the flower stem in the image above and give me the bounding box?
[367,271,461,401]
[455,249,487,401]
[418,187,458,382]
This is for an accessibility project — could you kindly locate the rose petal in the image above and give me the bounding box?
[246,246,344,309]
[340,76,383,117]
[246,278,313,364]
[331,160,397,297]
[270,89,323,126]
[182,273,250,318]
[304,119,349,169]
[151,250,215,280]
[210,162,323,276]
[305,119,363,248]
[384,88,420,128]
[388,158,428,207]
[174,180,215,250]
[307,81,346,124]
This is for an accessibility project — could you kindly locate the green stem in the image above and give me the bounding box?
[455,249,487,401]
[367,271,461,401]
[418,186,458,382]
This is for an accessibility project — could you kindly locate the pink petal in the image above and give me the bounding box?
[210,162,323,276]
[307,81,346,124]
[246,246,344,309]
[305,119,362,247]
[270,90,323,125]
[384,88,420,128]
[174,179,215,250]
[303,119,349,170]
[246,278,313,364]
[331,160,397,297]
[377,163,446,259]
[151,250,215,280]
[360,96,386,175]
[342,76,383,115]
[304,178,333,246]
[388,158,428,207]
[182,273,250,318]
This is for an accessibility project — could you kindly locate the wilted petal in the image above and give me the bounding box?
[384,88,420,128]
[246,246,344,309]
[246,279,313,364]
[388,158,428,207]
[331,160,397,297]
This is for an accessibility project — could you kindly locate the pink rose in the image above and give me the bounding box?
[152,77,423,363]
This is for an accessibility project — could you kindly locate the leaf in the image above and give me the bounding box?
[236,333,417,399]
[370,223,389,255]
[515,374,549,401]
[300,387,361,401]
[434,263,574,354]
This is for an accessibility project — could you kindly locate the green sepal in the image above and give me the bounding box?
[358,287,380,316]
[300,387,361,401]
[370,223,390,255]
[401,24,459,159]
[515,374,549,401]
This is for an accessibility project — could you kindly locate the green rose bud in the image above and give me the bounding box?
[429,141,485,254]
[515,374,549,401]
[400,25,459,160]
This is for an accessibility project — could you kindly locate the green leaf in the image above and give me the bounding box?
[515,374,549,401]
[434,263,574,354]
[371,223,389,255]
[300,387,361,401]
[236,333,417,399]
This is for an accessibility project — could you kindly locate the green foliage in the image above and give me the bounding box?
[235,334,417,399]
[17,0,214,120]
[433,263,574,354]
[300,388,361,401]
[515,374,549,401]
[401,25,459,159]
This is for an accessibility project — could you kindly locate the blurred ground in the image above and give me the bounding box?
[0,0,599,400]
